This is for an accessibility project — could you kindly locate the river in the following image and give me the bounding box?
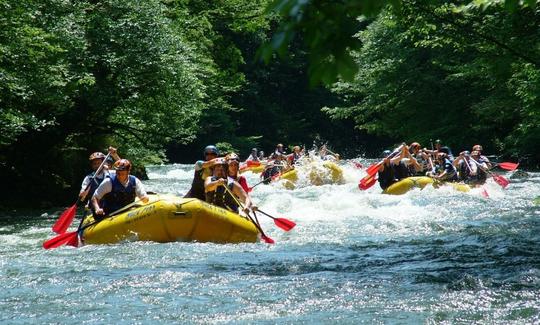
[1,161,539,324]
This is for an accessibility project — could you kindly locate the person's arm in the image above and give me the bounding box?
[202,158,224,169]
[79,175,91,199]
[453,155,463,168]
[409,156,422,172]
[205,176,226,192]
[134,178,149,203]
[108,146,120,161]
[232,182,256,213]
[91,179,113,215]
[378,159,389,172]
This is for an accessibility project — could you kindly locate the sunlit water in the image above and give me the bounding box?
[1,160,539,324]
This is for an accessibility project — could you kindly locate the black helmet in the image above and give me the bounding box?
[204,145,219,156]
[381,150,392,158]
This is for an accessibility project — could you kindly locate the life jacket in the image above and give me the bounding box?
[101,175,136,215]
[205,177,239,213]
[185,163,212,200]
[393,161,410,180]
[441,158,458,181]
[378,162,396,190]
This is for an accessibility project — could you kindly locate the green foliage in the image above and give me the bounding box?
[262,0,537,85]
[0,0,206,205]
[325,1,540,161]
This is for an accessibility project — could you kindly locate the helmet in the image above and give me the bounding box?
[251,148,257,152]
[114,159,132,171]
[226,153,240,162]
[204,145,219,156]
[89,152,105,161]
[410,142,420,149]
[435,139,442,144]
[213,158,228,166]
[381,150,392,158]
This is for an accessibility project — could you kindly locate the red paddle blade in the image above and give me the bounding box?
[352,162,363,169]
[359,175,377,190]
[52,204,77,234]
[492,174,510,188]
[481,187,490,198]
[365,162,381,176]
[274,218,296,231]
[66,234,79,247]
[261,234,275,244]
[43,231,77,249]
[247,160,261,167]
[498,162,519,171]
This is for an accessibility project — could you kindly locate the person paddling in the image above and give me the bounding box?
[472,144,492,169]
[205,159,256,214]
[287,146,304,165]
[79,147,120,204]
[226,153,250,193]
[91,159,149,220]
[184,145,222,200]
[245,148,259,163]
[428,152,458,182]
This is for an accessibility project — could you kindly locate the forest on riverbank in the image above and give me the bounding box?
[1,0,538,207]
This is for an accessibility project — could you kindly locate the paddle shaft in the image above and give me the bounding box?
[80,152,112,203]
[222,185,273,242]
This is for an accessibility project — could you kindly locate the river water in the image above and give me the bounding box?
[1,161,539,324]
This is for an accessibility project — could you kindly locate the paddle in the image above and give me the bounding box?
[52,153,111,234]
[359,145,404,190]
[248,175,273,192]
[222,185,274,244]
[256,209,296,231]
[358,174,377,190]
[497,162,519,171]
[44,199,147,249]
[469,157,510,188]
[324,148,340,161]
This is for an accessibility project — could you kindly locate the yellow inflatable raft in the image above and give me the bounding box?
[383,176,470,195]
[80,194,259,245]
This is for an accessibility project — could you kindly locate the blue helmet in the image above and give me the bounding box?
[204,145,219,156]
[381,150,392,158]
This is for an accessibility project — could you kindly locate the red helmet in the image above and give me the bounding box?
[114,159,132,171]
[89,152,105,161]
